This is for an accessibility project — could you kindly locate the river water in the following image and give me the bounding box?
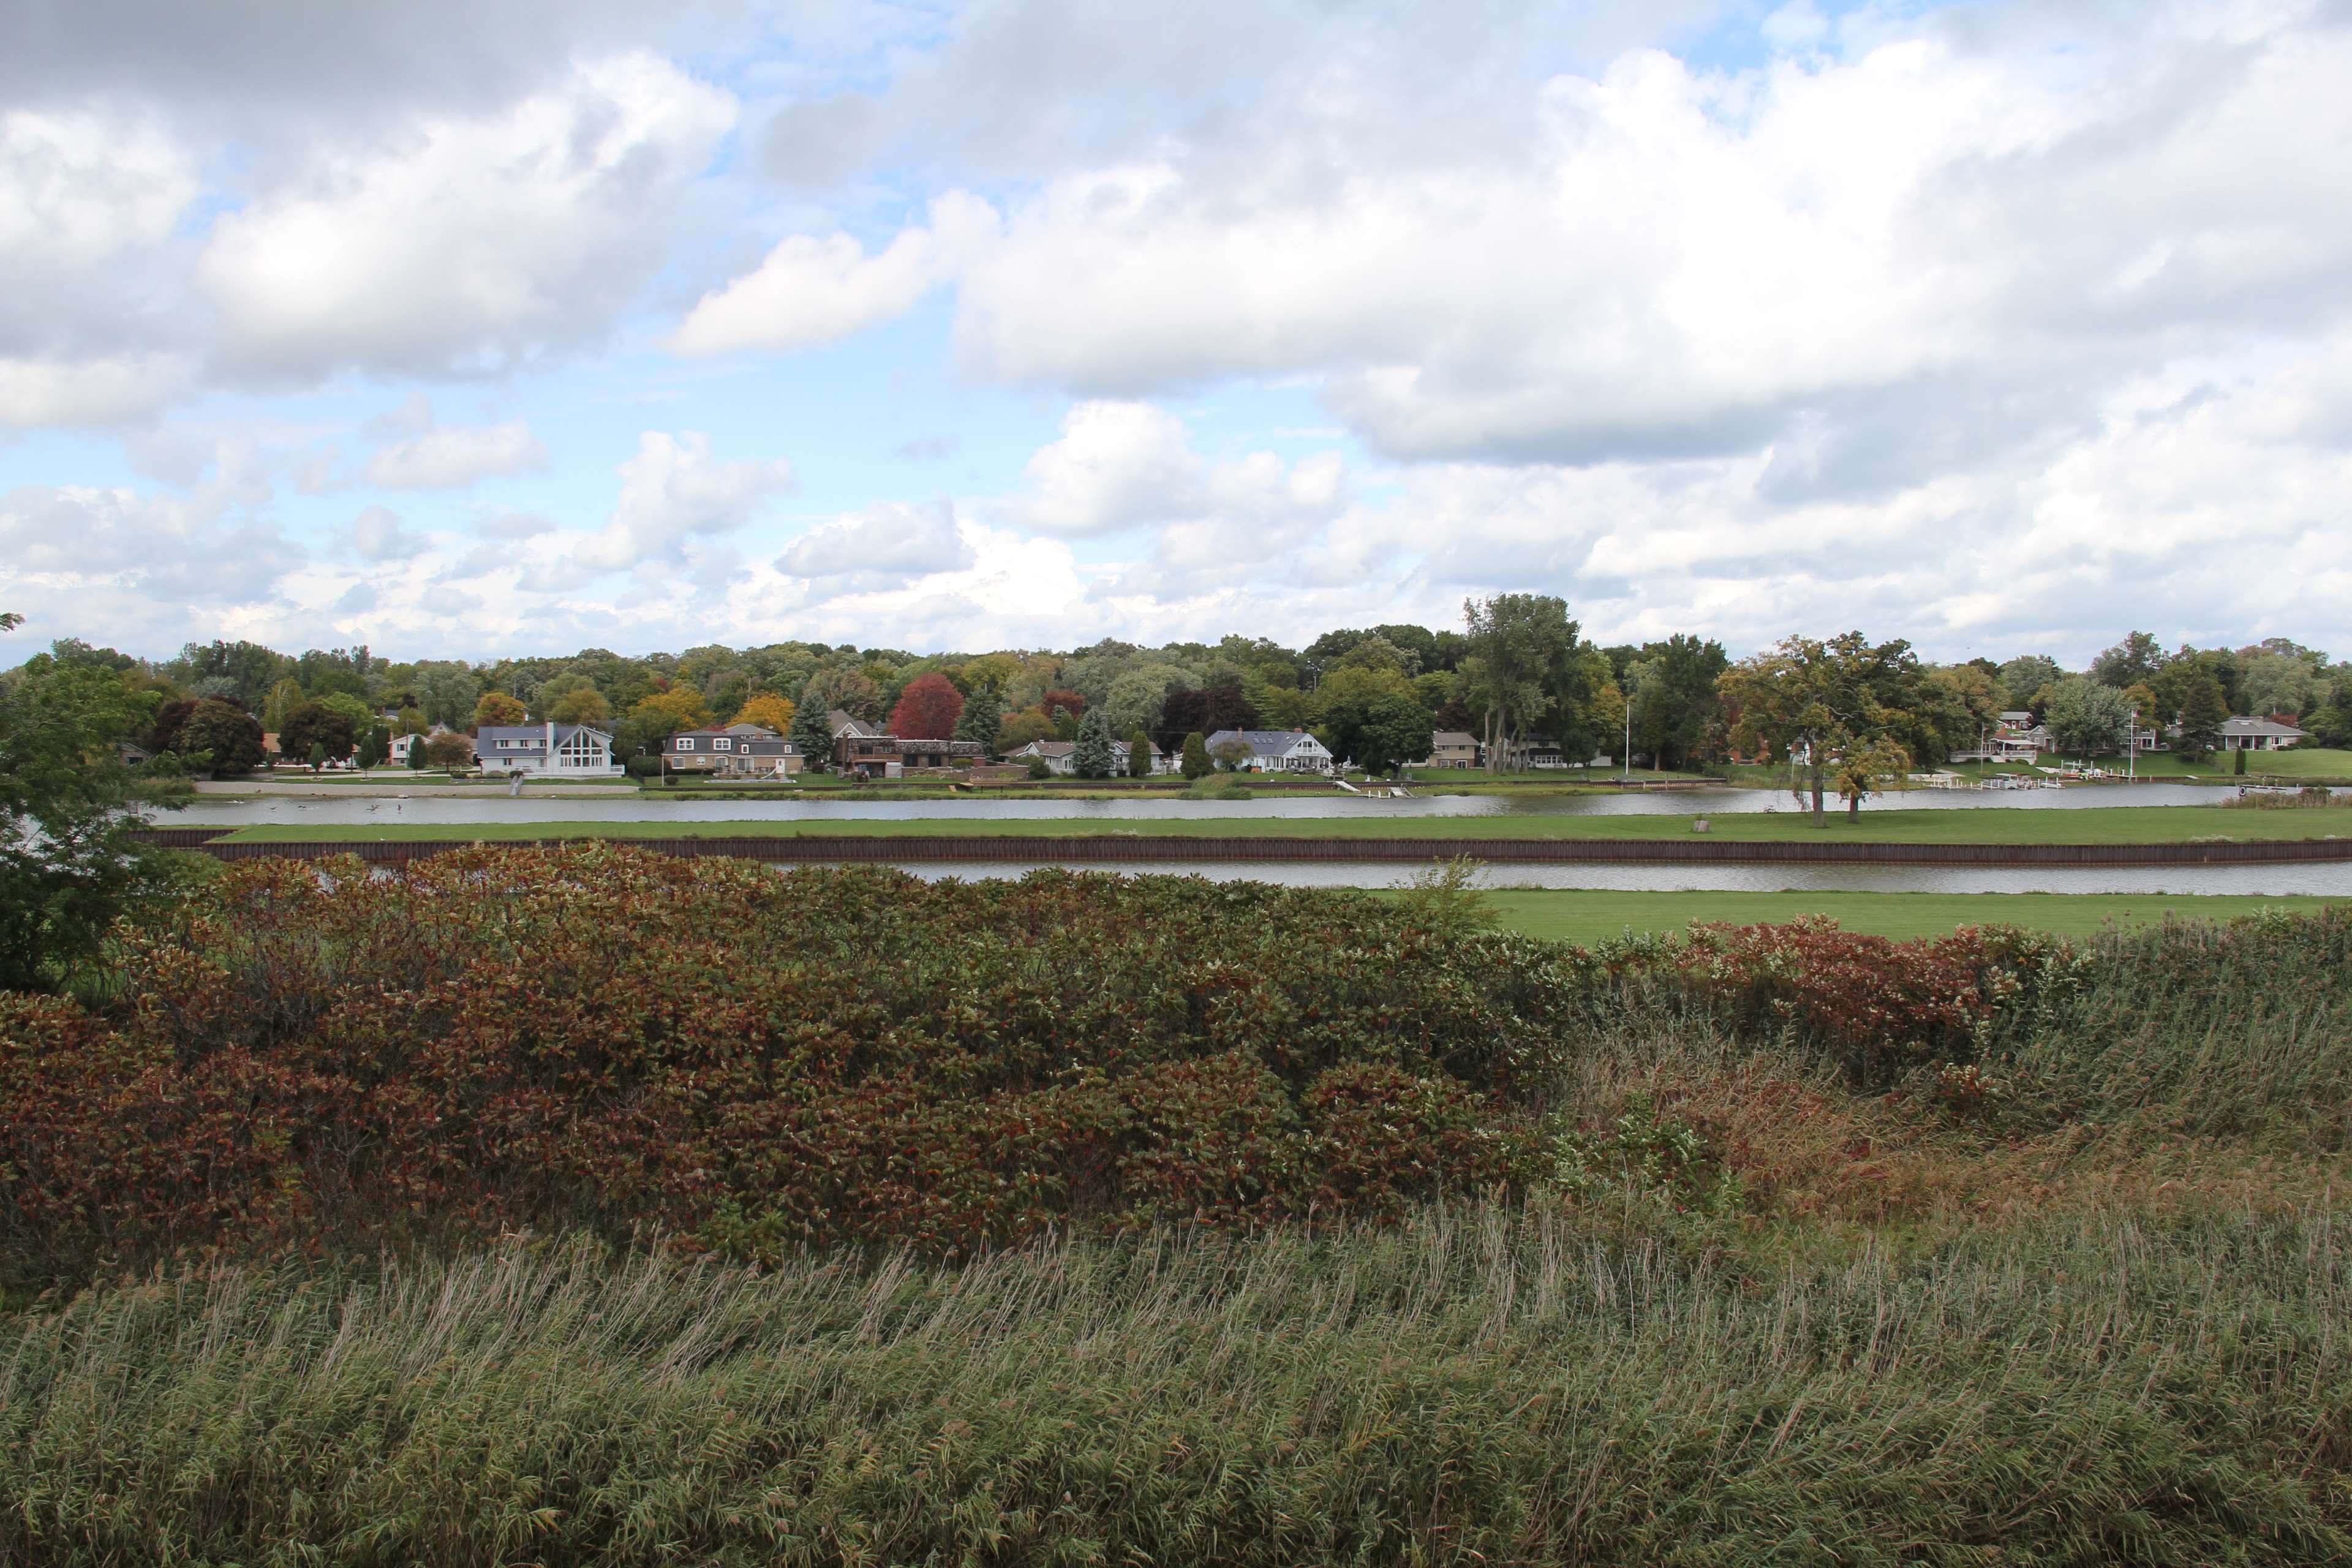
[172,780,2305,827]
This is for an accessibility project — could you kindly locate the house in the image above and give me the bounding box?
[2219,716,2309,752]
[1204,729,1335,774]
[474,721,622,777]
[1003,738,1176,775]
[388,728,469,766]
[666,723,801,777]
[832,727,987,777]
[1504,736,1566,769]
[828,709,887,739]
[1416,731,1482,769]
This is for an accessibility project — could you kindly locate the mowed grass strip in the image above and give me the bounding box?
[216,802,2352,845]
[1461,888,2351,944]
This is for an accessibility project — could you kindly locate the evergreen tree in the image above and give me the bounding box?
[2178,674,2228,762]
[954,690,1002,756]
[1072,707,1116,779]
[306,741,328,771]
[1180,731,1212,780]
[788,701,835,774]
[1125,727,1153,778]
[407,734,428,770]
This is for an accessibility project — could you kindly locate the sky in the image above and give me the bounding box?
[1,0,2348,666]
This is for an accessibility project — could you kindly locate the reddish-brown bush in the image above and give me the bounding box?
[0,847,2081,1278]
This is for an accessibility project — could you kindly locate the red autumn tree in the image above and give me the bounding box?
[888,673,965,740]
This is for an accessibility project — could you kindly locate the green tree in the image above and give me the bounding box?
[2177,674,2228,762]
[954,689,1003,756]
[1629,635,1729,769]
[2089,631,2166,690]
[2041,676,2135,762]
[279,702,356,766]
[1462,594,1578,775]
[1125,727,1153,778]
[788,701,835,775]
[1996,655,2064,710]
[1180,731,1212,780]
[407,733,429,770]
[1072,707,1117,779]
[176,701,267,776]
[1349,691,1435,777]
[1722,632,1931,827]
[0,635,183,990]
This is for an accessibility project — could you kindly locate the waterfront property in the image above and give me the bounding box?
[1003,737,1177,775]
[666,723,801,777]
[1205,728,1336,774]
[1417,730,1482,769]
[474,722,622,777]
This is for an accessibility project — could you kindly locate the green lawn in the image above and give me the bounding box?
[1457,889,2349,945]
[216,802,2352,845]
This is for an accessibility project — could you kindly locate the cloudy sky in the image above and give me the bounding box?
[2,0,2348,663]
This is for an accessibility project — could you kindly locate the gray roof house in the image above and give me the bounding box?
[1004,738,1174,775]
[475,721,622,776]
[666,723,801,777]
[1204,729,1335,773]
[2218,716,2309,752]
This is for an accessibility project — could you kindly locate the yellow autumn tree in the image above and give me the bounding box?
[630,686,712,733]
[733,692,796,734]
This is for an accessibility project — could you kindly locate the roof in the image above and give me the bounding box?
[2223,716,2309,737]
[1999,710,2034,724]
[1206,728,1329,756]
[829,709,885,737]
[476,723,612,755]
[1430,731,1477,747]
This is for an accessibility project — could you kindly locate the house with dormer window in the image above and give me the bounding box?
[665,723,801,777]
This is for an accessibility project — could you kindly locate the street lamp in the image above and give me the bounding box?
[1623,697,1631,782]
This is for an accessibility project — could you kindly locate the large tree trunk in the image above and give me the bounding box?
[1810,750,1826,827]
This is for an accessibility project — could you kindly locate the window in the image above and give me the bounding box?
[716,737,732,750]
[677,738,695,750]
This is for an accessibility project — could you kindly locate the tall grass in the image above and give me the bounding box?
[4,1205,2347,1566]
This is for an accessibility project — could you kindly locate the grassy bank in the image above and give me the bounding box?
[1469,888,2351,943]
[216,801,2352,844]
[7,1205,2346,1566]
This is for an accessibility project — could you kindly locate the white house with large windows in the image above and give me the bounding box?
[475,722,622,776]
[1204,728,1336,774]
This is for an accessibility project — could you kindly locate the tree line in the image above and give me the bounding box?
[6,612,2345,786]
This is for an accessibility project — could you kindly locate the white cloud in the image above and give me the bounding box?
[0,354,192,427]
[197,52,735,378]
[774,3,2352,484]
[575,430,794,571]
[364,420,546,488]
[0,106,195,278]
[669,192,998,355]
[347,504,427,562]
[1014,401,1203,535]
[777,499,976,586]
[0,480,306,649]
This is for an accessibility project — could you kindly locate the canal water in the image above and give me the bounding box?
[172,780,2304,828]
